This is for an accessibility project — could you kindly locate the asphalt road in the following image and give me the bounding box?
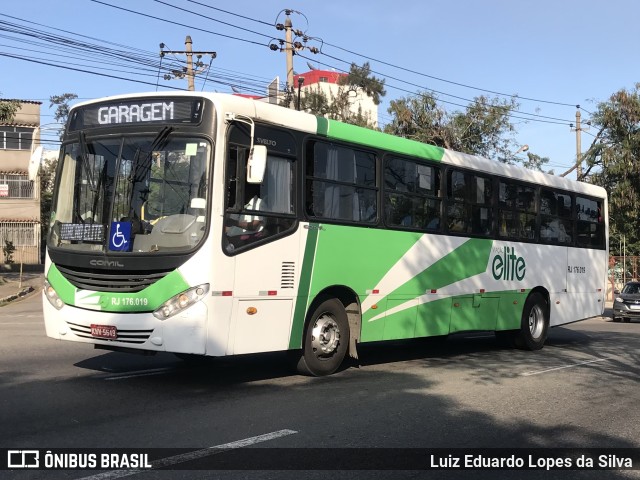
[1,294,639,480]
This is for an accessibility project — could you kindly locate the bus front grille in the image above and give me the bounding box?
[56,265,170,293]
[67,322,153,344]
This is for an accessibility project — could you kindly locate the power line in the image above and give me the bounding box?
[185,0,273,26]
[152,0,274,41]
[166,2,578,109]
[149,1,576,124]
[295,52,571,127]
[0,15,276,96]
[89,0,267,47]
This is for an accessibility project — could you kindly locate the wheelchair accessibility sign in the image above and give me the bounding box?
[109,222,132,251]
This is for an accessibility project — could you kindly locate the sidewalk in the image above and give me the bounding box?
[0,271,44,306]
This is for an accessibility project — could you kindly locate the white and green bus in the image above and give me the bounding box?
[43,92,608,376]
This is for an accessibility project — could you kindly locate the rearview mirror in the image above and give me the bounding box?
[247,145,267,184]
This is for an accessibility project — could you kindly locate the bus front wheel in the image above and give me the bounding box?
[296,298,350,376]
[514,292,549,350]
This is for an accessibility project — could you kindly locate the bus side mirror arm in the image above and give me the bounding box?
[224,112,267,183]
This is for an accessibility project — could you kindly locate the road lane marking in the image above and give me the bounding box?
[75,429,298,480]
[521,356,613,376]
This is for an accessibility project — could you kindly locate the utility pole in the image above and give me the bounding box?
[271,10,319,108]
[570,105,589,181]
[160,36,216,91]
[284,16,294,94]
[560,107,592,180]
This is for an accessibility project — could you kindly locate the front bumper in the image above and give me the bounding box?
[612,302,640,318]
[43,292,208,354]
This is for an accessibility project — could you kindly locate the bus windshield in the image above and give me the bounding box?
[49,131,211,254]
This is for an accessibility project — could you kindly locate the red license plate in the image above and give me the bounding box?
[90,324,117,339]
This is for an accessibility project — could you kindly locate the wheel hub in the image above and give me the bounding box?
[528,304,544,339]
[311,314,340,356]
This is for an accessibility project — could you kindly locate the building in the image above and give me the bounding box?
[293,69,379,127]
[233,70,379,127]
[0,99,42,264]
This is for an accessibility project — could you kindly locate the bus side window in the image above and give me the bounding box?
[306,141,377,224]
[384,156,441,231]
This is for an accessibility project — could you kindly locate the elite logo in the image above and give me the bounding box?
[491,246,526,281]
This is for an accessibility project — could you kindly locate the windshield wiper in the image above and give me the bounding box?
[78,132,96,192]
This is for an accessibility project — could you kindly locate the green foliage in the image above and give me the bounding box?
[522,152,552,173]
[291,62,385,129]
[39,156,58,247]
[337,62,386,106]
[2,239,15,264]
[0,97,19,123]
[40,93,77,257]
[49,93,78,141]
[584,83,640,255]
[384,91,522,162]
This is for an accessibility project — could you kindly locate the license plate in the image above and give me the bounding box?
[630,305,640,310]
[90,324,117,339]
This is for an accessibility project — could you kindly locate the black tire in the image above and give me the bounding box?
[514,292,549,350]
[296,298,350,376]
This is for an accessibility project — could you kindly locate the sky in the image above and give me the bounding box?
[1,0,639,176]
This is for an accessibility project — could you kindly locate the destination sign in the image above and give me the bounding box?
[60,223,104,242]
[68,98,204,130]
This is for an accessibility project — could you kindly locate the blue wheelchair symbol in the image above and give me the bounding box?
[109,222,132,251]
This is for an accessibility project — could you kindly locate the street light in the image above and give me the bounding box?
[513,144,529,156]
[296,77,304,111]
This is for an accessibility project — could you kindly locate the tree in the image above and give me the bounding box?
[40,93,77,257]
[581,83,640,255]
[385,91,525,162]
[0,96,19,123]
[522,151,552,173]
[49,93,78,140]
[293,62,386,129]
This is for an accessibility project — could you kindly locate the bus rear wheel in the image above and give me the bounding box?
[514,292,549,350]
[296,298,349,376]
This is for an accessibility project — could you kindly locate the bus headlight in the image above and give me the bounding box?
[44,280,64,310]
[153,284,209,320]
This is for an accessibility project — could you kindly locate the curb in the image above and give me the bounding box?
[0,285,37,306]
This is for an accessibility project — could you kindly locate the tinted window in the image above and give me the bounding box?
[447,170,492,236]
[384,156,441,230]
[306,141,377,223]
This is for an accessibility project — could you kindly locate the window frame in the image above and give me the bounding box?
[304,139,379,226]
[382,153,442,232]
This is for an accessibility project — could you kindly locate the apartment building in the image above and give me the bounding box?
[294,69,379,127]
[0,100,41,264]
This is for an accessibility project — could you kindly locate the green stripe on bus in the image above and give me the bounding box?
[316,116,329,136]
[288,226,319,349]
[379,238,493,301]
[47,264,76,305]
[47,266,190,312]
[319,118,445,161]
